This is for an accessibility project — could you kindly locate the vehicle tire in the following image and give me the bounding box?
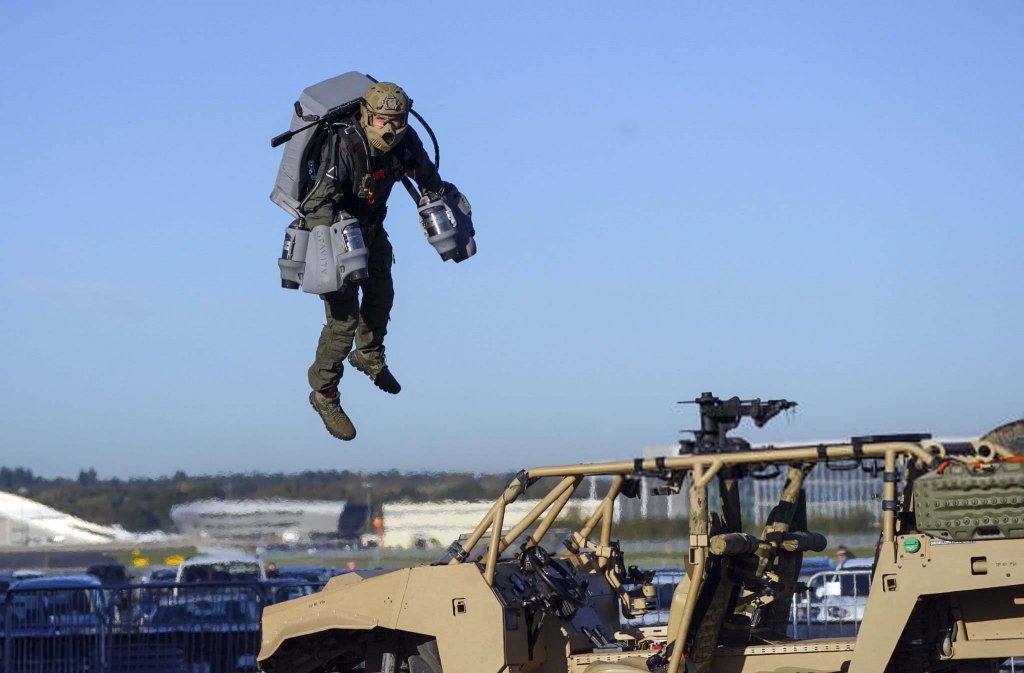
[982,419,1024,455]
[407,639,442,673]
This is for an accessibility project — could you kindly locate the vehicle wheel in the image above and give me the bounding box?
[407,640,442,673]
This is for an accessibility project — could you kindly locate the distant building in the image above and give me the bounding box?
[635,442,886,526]
[639,441,890,526]
[750,465,882,525]
[512,442,889,531]
[382,498,613,549]
[614,445,691,522]
[0,490,121,545]
[170,499,367,544]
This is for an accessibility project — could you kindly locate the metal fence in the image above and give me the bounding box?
[791,569,1021,671]
[624,567,1022,671]
[3,584,108,673]
[619,567,875,638]
[597,464,889,526]
[1,581,321,673]
[789,568,871,640]
[2,575,1020,672]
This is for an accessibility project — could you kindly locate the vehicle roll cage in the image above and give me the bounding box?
[445,436,1012,673]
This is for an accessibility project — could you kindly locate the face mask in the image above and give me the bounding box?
[362,113,408,152]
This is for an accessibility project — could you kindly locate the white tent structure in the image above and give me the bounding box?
[0,490,121,545]
[170,499,351,543]
[382,498,613,549]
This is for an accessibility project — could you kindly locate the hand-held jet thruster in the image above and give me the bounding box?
[417,185,477,263]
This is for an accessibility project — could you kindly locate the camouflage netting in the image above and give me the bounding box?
[915,461,1024,541]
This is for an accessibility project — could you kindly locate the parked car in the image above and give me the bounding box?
[151,589,262,627]
[176,553,266,582]
[815,558,873,623]
[0,571,15,605]
[0,572,15,629]
[145,567,178,582]
[87,561,131,586]
[6,575,107,627]
[108,581,263,673]
[263,578,321,605]
[11,569,45,581]
[273,566,334,584]
[4,576,108,673]
[790,556,836,623]
[799,556,835,580]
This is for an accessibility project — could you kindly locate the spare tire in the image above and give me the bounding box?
[982,419,1024,455]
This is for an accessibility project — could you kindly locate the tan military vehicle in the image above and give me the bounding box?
[258,394,1024,673]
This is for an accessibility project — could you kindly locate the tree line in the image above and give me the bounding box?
[1,467,516,533]
[1,467,879,536]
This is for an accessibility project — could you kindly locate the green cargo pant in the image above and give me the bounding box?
[307,228,394,393]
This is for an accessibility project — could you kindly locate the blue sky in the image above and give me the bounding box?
[1,1,1021,478]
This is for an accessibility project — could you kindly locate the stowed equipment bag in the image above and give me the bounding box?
[915,460,1024,541]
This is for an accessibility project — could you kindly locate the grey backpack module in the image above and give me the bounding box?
[270,71,374,219]
[271,71,375,294]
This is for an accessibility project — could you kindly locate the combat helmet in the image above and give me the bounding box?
[360,82,411,152]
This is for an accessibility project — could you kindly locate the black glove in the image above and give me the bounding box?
[418,181,455,207]
[427,181,456,200]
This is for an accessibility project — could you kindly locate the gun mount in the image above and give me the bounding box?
[678,392,797,454]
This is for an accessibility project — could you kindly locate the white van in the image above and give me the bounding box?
[175,553,266,583]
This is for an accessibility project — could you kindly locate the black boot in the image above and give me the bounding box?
[309,390,357,440]
[347,351,401,394]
